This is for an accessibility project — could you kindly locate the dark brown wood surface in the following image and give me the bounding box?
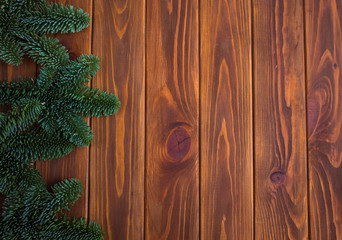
[3,1,342,239]
[305,0,342,238]
[145,0,199,239]
[89,0,145,239]
[35,0,93,218]
[253,0,308,239]
[200,0,253,239]
[0,59,36,81]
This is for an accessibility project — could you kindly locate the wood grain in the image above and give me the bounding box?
[35,0,93,218]
[253,0,308,239]
[145,0,199,239]
[305,0,342,238]
[89,0,145,239]
[0,59,36,81]
[200,0,253,239]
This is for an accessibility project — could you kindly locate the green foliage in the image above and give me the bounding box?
[0,0,121,239]
[0,32,23,65]
[21,34,69,67]
[0,100,43,144]
[0,54,120,147]
[20,3,90,34]
[0,0,89,65]
[0,157,43,194]
[41,218,104,240]
[0,179,104,239]
[5,129,75,162]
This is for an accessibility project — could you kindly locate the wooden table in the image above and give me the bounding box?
[3,0,341,239]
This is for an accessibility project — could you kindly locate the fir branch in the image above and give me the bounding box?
[5,129,75,162]
[57,111,93,147]
[50,178,82,213]
[41,218,105,240]
[6,0,45,13]
[35,66,57,90]
[0,179,103,240]
[21,34,69,67]
[0,1,119,238]
[20,3,90,34]
[0,101,43,145]
[0,77,36,106]
[0,32,23,65]
[71,86,121,117]
[0,158,43,194]
[57,54,100,88]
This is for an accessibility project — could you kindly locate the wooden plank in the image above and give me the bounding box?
[145,1,199,239]
[305,0,342,238]
[35,0,93,218]
[200,0,253,239]
[89,1,145,239]
[253,0,308,239]
[0,59,36,80]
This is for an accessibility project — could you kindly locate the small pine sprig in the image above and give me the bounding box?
[0,31,23,65]
[41,218,105,240]
[0,0,90,66]
[0,158,43,194]
[20,3,90,34]
[0,54,120,147]
[21,34,70,67]
[0,100,43,146]
[0,179,104,240]
[5,129,75,162]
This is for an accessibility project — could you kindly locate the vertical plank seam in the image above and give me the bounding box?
[198,0,201,238]
[302,0,311,238]
[88,0,95,222]
[250,0,255,239]
[144,0,148,239]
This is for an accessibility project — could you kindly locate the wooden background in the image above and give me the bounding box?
[1,0,342,239]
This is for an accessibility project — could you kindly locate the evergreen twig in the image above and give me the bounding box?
[0,0,120,239]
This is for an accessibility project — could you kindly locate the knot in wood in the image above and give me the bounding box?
[166,128,191,160]
[270,171,286,184]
